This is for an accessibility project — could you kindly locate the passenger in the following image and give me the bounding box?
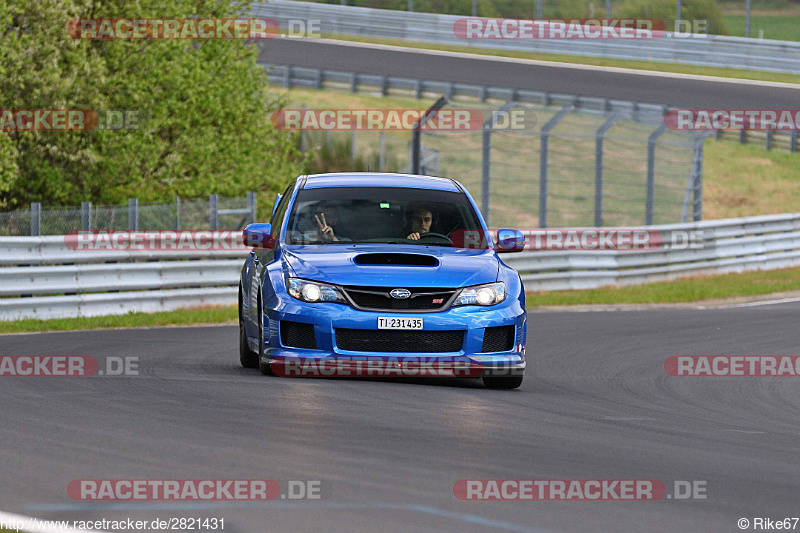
[313,204,345,243]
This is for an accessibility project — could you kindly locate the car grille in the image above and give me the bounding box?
[335,328,464,353]
[481,325,515,353]
[280,321,317,349]
[341,286,458,312]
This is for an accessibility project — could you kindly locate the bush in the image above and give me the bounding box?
[0,0,304,209]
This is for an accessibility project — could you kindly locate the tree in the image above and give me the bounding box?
[0,0,304,208]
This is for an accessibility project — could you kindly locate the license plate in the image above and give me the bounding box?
[378,317,423,330]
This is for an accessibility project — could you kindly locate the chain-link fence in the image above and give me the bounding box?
[0,194,257,236]
[417,101,702,228]
[296,99,704,228]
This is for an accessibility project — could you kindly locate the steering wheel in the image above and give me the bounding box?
[417,232,452,244]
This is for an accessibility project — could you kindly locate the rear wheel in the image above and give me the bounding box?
[483,376,523,390]
[239,294,259,369]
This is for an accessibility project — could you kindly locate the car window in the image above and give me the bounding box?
[285,186,490,249]
[270,181,296,236]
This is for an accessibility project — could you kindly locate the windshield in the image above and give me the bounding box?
[285,186,490,249]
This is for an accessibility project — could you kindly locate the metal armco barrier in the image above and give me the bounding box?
[2,213,800,320]
[252,0,800,74]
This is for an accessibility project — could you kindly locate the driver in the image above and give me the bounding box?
[406,205,433,240]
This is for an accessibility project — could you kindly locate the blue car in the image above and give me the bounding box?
[238,173,527,389]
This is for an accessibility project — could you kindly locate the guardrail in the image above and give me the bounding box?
[0,234,246,321]
[2,213,799,320]
[515,214,800,291]
[252,0,800,74]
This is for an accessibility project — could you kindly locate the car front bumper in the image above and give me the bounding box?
[261,296,526,377]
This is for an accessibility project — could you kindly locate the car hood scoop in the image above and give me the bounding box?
[353,253,438,266]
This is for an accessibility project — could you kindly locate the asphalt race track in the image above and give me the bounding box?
[256,38,800,110]
[2,306,800,532]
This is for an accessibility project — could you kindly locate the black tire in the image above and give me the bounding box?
[239,303,259,369]
[257,303,274,376]
[482,376,523,389]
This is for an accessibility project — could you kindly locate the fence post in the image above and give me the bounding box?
[128,198,139,231]
[646,124,668,225]
[480,101,515,226]
[300,103,307,152]
[595,115,620,227]
[693,134,708,222]
[379,132,386,171]
[765,130,773,151]
[791,130,798,153]
[81,202,92,231]
[539,105,574,228]
[175,196,181,231]
[350,72,358,93]
[30,202,41,236]
[284,66,292,89]
[412,96,448,174]
[481,122,491,225]
[209,194,218,230]
[247,192,257,225]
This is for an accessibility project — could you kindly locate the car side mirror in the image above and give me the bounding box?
[495,228,526,253]
[243,223,276,249]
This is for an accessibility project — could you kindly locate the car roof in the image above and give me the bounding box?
[302,173,461,192]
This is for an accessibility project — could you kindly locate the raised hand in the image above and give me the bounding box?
[315,213,337,242]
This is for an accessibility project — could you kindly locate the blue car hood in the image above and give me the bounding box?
[282,244,499,288]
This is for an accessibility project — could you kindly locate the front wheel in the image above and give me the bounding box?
[483,376,523,389]
[257,306,273,376]
[239,309,259,369]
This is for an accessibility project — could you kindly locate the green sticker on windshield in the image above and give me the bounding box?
[380,203,390,208]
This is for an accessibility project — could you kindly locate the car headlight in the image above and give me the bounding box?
[453,282,506,306]
[288,278,346,304]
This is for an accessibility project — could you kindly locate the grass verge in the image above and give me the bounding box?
[321,34,800,85]
[0,306,237,335]
[527,266,800,307]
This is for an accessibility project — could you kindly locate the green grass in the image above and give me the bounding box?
[322,33,800,85]
[723,13,800,40]
[527,266,800,306]
[0,306,237,335]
